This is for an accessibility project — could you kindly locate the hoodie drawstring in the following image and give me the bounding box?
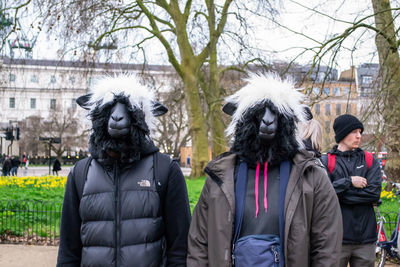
[255,162,268,218]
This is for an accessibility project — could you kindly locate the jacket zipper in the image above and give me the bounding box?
[114,161,120,267]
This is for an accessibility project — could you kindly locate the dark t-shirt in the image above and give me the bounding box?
[239,164,280,238]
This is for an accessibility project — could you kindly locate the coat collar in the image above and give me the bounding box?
[204,152,237,213]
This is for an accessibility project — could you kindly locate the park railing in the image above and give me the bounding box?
[0,200,62,245]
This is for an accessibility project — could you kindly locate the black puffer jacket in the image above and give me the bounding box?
[321,146,382,244]
[57,144,191,267]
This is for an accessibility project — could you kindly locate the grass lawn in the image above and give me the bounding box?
[186,176,206,212]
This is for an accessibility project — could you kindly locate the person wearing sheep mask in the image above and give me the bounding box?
[187,73,342,267]
[57,75,191,267]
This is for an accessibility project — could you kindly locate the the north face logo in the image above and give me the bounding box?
[138,179,151,187]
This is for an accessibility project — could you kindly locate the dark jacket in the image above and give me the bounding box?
[57,146,191,267]
[187,151,342,267]
[321,146,382,244]
[53,159,61,172]
[11,158,21,168]
[2,158,11,172]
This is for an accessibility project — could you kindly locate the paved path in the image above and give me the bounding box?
[0,244,399,266]
[0,244,58,267]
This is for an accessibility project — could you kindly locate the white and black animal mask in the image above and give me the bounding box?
[76,75,167,131]
[223,73,307,164]
[223,73,307,145]
[76,75,167,162]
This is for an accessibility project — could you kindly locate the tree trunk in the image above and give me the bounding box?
[206,48,227,158]
[372,0,400,181]
[204,0,227,158]
[182,70,209,178]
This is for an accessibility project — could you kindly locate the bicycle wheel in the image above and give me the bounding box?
[375,245,386,267]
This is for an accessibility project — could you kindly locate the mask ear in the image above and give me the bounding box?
[76,94,92,110]
[152,101,168,116]
[222,102,237,116]
[303,105,313,121]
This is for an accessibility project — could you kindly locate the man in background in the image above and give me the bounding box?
[321,114,382,267]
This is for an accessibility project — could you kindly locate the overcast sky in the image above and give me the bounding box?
[7,0,384,72]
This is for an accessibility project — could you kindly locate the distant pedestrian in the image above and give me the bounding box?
[10,156,21,176]
[1,154,6,165]
[2,156,12,176]
[52,158,61,176]
[186,156,191,167]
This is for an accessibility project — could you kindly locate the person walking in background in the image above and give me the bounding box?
[10,156,21,176]
[2,155,12,176]
[52,158,61,176]
[0,154,5,165]
[22,153,29,176]
[321,114,382,267]
[299,106,323,157]
[186,156,191,167]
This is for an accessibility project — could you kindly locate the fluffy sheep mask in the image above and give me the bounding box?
[223,73,307,147]
[76,75,167,130]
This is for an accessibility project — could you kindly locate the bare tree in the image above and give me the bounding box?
[19,106,88,158]
[152,78,190,159]
[18,115,46,156]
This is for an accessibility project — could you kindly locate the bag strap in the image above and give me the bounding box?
[364,151,373,169]
[233,161,248,244]
[73,157,92,200]
[278,160,290,266]
[153,152,172,204]
[327,153,336,175]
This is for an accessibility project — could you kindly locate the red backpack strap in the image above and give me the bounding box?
[364,151,373,169]
[327,153,336,175]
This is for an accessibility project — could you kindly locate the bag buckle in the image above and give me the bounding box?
[272,246,279,263]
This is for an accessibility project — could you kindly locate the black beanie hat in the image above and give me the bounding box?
[333,114,364,143]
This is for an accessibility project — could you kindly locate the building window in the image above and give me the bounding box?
[30,98,36,109]
[362,75,372,84]
[336,104,341,115]
[71,98,77,109]
[333,87,341,96]
[361,88,368,97]
[30,75,38,83]
[315,104,320,115]
[50,75,56,83]
[9,74,15,82]
[342,87,350,95]
[70,76,75,84]
[9,97,15,108]
[50,99,56,109]
[325,104,331,116]
[325,121,330,133]
[323,87,330,95]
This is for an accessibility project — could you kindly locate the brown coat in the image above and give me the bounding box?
[187,151,342,267]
